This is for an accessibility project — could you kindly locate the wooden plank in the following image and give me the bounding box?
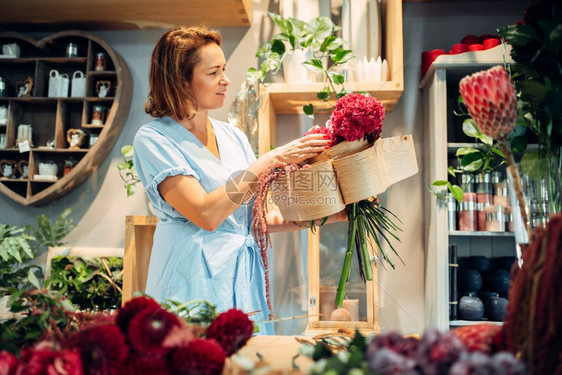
[122,215,158,305]
[0,0,252,30]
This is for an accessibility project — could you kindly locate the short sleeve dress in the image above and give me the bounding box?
[133,116,274,335]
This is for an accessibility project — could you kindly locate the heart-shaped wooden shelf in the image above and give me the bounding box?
[0,31,132,206]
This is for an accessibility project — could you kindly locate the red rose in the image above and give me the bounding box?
[205,309,254,356]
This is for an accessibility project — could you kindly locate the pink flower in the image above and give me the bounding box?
[0,351,19,375]
[330,93,385,143]
[459,65,517,140]
[205,309,254,356]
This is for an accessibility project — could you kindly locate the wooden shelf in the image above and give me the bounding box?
[449,231,514,237]
[0,0,252,30]
[450,320,503,327]
[0,30,132,206]
[264,81,404,115]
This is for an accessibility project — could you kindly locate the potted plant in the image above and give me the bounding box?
[248,12,355,118]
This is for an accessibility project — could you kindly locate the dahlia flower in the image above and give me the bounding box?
[127,308,182,355]
[170,338,226,375]
[459,65,517,140]
[205,309,254,356]
[0,350,20,375]
[116,296,162,334]
[65,324,129,375]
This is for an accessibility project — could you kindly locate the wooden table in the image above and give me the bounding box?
[224,335,313,374]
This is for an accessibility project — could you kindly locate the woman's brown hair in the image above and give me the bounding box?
[145,26,222,119]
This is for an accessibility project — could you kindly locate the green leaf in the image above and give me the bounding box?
[462,119,480,138]
[27,268,41,289]
[455,147,479,157]
[461,151,484,171]
[121,145,134,158]
[303,59,325,73]
[317,86,331,101]
[510,135,528,153]
[271,39,285,55]
[303,104,314,117]
[449,185,464,203]
[332,73,345,85]
[331,49,353,64]
[431,180,449,187]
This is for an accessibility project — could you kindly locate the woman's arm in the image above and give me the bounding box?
[158,133,329,231]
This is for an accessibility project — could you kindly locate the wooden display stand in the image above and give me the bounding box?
[122,215,158,305]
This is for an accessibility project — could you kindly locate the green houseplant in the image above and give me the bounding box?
[248,12,354,118]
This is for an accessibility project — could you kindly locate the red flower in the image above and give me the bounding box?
[126,352,170,375]
[116,296,162,334]
[65,324,129,375]
[170,339,226,375]
[0,350,20,375]
[452,324,503,354]
[18,348,84,375]
[205,309,254,356]
[459,65,517,140]
[330,93,384,143]
[127,308,182,355]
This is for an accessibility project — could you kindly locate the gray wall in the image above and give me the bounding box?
[0,0,530,334]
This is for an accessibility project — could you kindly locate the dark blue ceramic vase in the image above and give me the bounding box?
[458,292,484,321]
[483,293,509,321]
[458,268,483,293]
[466,256,491,273]
[484,269,511,297]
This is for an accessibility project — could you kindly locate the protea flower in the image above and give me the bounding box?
[459,65,517,140]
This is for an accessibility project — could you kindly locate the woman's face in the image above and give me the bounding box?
[190,43,230,112]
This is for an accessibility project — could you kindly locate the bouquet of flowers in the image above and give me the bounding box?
[254,93,413,312]
[0,295,254,375]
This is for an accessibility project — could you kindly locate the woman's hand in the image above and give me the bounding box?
[268,134,329,165]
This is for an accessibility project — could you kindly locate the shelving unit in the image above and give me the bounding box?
[0,30,132,206]
[420,44,517,330]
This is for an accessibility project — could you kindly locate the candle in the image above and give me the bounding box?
[342,299,359,321]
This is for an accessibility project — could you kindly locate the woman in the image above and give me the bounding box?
[133,26,342,334]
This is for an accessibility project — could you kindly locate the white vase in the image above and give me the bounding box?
[282,50,308,83]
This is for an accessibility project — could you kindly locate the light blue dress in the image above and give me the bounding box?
[133,116,274,335]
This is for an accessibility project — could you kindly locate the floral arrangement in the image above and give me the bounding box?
[297,324,525,374]
[253,93,403,314]
[0,295,254,375]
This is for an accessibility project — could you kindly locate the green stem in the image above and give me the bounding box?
[358,215,373,281]
[336,203,357,307]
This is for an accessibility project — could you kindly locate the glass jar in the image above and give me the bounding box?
[95,52,107,71]
[476,173,492,231]
[485,205,506,232]
[447,195,457,231]
[460,173,476,203]
[458,201,476,231]
[91,105,106,125]
[66,43,79,58]
[493,181,509,207]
